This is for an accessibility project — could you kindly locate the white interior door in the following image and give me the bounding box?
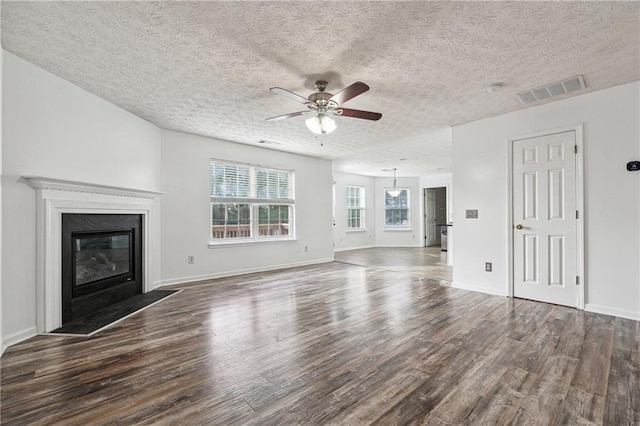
[512,131,578,307]
[424,188,438,246]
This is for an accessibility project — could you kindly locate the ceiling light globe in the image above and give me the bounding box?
[320,115,336,133]
[306,115,336,135]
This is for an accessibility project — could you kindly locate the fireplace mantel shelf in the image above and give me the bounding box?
[23,177,163,199]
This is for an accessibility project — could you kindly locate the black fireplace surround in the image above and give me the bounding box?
[62,214,143,324]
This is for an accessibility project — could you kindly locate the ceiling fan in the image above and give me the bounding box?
[265,80,382,135]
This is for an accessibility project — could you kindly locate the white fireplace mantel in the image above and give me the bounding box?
[24,177,163,332]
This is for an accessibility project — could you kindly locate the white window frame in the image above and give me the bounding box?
[210,160,295,245]
[384,188,410,229]
[346,185,366,231]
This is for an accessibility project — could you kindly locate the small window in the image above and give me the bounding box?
[385,189,410,228]
[210,160,294,243]
[346,186,365,230]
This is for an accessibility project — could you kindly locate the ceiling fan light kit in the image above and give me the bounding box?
[305,114,336,135]
[266,80,382,135]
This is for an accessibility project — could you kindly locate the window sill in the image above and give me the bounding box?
[208,237,297,248]
[346,229,367,233]
[383,228,412,232]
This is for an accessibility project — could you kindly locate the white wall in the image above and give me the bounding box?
[333,172,376,251]
[375,176,422,247]
[1,52,162,345]
[160,130,334,284]
[452,81,640,319]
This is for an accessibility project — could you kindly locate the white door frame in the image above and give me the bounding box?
[422,184,450,247]
[507,123,585,309]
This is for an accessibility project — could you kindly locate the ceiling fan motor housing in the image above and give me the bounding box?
[308,81,336,107]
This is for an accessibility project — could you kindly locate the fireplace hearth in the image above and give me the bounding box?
[62,214,143,324]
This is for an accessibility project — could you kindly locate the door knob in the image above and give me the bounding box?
[515,224,523,230]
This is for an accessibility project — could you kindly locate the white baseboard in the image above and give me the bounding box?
[158,257,335,287]
[2,326,37,354]
[335,244,430,252]
[334,245,375,253]
[585,304,640,321]
[451,281,508,297]
[375,244,424,248]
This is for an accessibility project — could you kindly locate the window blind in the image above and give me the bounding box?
[210,160,295,204]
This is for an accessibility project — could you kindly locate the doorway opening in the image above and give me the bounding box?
[423,187,447,249]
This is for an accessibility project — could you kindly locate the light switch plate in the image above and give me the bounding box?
[466,209,479,219]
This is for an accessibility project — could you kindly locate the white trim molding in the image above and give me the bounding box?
[24,177,161,199]
[334,244,375,253]
[452,281,509,297]
[24,177,162,333]
[2,327,38,354]
[585,304,640,321]
[158,258,334,287]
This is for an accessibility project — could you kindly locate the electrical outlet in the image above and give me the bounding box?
[485,262,492,272]
[188,256,195,264]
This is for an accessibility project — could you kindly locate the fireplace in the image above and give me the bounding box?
[62,214,143,324]
[25,176,161,332]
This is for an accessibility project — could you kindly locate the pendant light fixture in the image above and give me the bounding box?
[387,168,401,197]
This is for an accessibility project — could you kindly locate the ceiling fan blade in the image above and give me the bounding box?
[329,82,370,105]
[334,108,382,121]
[265,111,310,122]
[270,87,311,105]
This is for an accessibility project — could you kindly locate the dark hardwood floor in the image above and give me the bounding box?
[1,261,638,425]
[335,246,452,282]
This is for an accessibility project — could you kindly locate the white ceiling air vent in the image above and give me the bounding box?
[517,75,586,105]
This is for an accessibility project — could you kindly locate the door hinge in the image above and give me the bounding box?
[576,210,579,219]
[574,145,578,154]
[576,276,580,285]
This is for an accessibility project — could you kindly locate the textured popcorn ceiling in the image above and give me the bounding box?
[2,1,639,177]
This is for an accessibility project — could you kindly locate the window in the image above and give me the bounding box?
[385,189,409,228]
[346,186,365,230]
[210,160,294,242]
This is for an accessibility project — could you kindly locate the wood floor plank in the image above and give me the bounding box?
[1,252,638,425]
[603,317,640,425]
